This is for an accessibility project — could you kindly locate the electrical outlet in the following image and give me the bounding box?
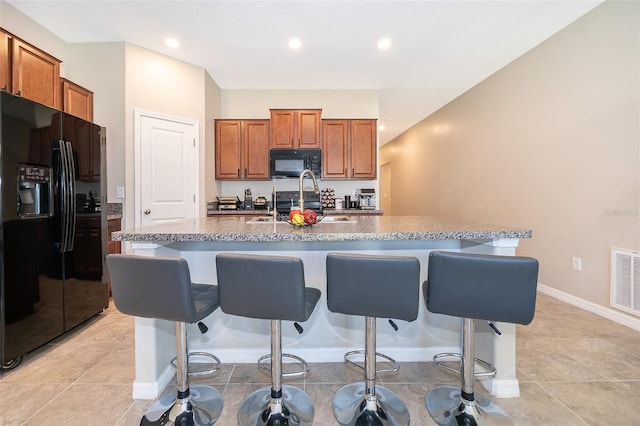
[572,257,582,271]
[116,186,125,199]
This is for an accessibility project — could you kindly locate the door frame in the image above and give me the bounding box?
[134,109,200,228]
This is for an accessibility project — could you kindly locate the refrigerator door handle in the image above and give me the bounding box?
[59,140,76,253]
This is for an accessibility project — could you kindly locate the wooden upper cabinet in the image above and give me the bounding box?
[12,37,61,109]
[216,119,270,180]
[61,78,93,122]
[243,120,270,179]
[350,119,377,179]
[322,119,377,180]
[270,109,322,149]
[0,29,11,92]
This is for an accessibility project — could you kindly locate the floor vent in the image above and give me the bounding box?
[611,248,640,317]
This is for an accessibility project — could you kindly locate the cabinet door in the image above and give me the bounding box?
[243,120,270,179]
[61,78,93,122]
[270,109,295,148]
[322,120,349,179]
[12,38,60,109]
[0,30,11,92]
[215,120,242,179]
[74,119,92,181]
[297,110,322,149]
[350,119,377,179]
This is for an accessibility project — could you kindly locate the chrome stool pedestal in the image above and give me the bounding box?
[237,320,314,426]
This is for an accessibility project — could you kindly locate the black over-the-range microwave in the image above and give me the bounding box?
[269,149,321,178]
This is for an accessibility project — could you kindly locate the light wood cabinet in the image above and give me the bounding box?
[61,78,93,122]
[108,217,121,255]
[215,119,270,180]
[11,36,61,109]
[322,119,377,180]
[0,29,10,92]
[270,109,322,149]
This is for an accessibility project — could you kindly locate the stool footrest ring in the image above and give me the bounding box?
[258,353,310,378]
[344,350,400,374]
[171,351,222,377]
[433,352,496,377]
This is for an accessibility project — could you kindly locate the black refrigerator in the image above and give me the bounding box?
[0,91,109,369]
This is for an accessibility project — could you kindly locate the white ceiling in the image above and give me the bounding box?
[8,0,603,144]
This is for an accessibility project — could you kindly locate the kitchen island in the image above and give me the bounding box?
[112,215,531,400]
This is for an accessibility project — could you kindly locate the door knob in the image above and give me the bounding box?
[144,209,151,215]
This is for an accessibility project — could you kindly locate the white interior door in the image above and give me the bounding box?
[136,110,199,227]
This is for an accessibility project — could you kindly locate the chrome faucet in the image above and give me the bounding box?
[298,169,319,212]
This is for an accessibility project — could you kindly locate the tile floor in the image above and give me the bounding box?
[1,293,639,425]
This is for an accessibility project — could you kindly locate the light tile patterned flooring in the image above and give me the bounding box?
[1,293,639,425]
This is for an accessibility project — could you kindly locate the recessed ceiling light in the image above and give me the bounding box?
[378,125,386,131]
[377,38,391,50]
[166,37,180,49]
[288,37,302,50]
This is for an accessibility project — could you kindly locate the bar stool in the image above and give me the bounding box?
[106,254,223,425]
[424,251,539,425]
[326,253,420,426]
[215,253,321,426]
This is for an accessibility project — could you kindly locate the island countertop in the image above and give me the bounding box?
[112,214,531,243]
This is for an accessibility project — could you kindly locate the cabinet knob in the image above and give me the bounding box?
[0,85,6,92]
[16,90,21,96]
[144,209,151,215]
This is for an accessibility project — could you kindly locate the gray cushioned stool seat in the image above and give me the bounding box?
[424,250,539,426]
[106,254,223,425]
[216,253,320,426]
[326,252,420,426]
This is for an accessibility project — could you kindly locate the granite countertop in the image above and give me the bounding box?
[208,209,383,216]
[113,215,531,243]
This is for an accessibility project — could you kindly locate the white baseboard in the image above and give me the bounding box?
[482,378,520,398]
[131,364,175,400]
[538,283,640,331]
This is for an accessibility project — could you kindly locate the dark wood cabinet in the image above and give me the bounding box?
[11,36,61,109]
[74,216,102,279]
[63,115,101,181]
[215,119,270,180]
[322,119,377,180]
[61,78,93,122]
[270,109,322,149]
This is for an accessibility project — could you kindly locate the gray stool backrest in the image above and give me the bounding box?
[326,253,420,321]
[215,253,310,321]
[425,251,539,324]
[106,254,219,323]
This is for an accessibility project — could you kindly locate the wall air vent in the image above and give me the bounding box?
[611,248,640,317]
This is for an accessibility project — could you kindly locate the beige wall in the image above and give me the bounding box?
[124,44,216,224]
[380,0,640,312]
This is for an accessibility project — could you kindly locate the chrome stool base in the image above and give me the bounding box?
[344,350,400,374]
[332,382,410,426]
[171,351,222,377]
[426,385,511,426]
[141,384,223,426]
[258,353,310,378]
[237,384,314,426]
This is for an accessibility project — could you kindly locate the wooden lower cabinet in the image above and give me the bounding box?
[322,119,377,179]
[73,216,102,279]
[108,217,121,255]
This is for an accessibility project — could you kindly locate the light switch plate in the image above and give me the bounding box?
[116,186,125,199]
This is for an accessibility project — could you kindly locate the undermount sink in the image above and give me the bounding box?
[246,215,357,224]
